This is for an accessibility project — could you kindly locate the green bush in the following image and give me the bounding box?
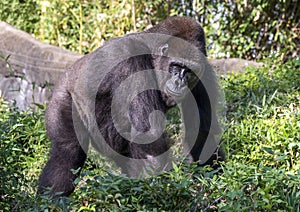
[0,58,299,210]
[0,101,48,210]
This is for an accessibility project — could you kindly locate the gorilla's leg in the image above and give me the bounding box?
[37,88,88,197]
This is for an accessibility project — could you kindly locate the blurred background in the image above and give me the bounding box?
[1,0,299,60]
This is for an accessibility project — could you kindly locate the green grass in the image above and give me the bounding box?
[0,58,299,211]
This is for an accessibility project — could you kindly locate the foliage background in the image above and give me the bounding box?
[1,0,299,59]
[0,0,299,211]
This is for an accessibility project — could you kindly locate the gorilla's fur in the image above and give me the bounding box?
[38,17,224,197]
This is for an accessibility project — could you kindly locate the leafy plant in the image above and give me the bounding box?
[1,57,299,210]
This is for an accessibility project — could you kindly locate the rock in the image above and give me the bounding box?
[0,22,262,110]
[0,22,82,110]
[209,58,262,75]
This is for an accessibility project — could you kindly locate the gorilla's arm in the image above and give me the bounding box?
[181,62,224,167]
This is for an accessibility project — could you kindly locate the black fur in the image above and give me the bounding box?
[37,17,224,197]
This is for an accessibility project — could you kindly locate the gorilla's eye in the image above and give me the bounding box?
[169,63,184,74]
[169,63,191,81]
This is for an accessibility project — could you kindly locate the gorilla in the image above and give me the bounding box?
[37,16,224,197]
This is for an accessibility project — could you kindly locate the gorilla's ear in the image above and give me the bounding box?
[158,43,169,56]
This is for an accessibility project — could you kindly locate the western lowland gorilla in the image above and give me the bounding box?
[37,16,224,197]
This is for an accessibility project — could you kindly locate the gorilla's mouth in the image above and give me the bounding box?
[166,88,181,97]
[166,86,187,98]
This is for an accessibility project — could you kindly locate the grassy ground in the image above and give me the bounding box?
[0,57,299,211]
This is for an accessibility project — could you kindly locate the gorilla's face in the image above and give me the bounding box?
[153,42,200,105]
[166,62,195,98]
